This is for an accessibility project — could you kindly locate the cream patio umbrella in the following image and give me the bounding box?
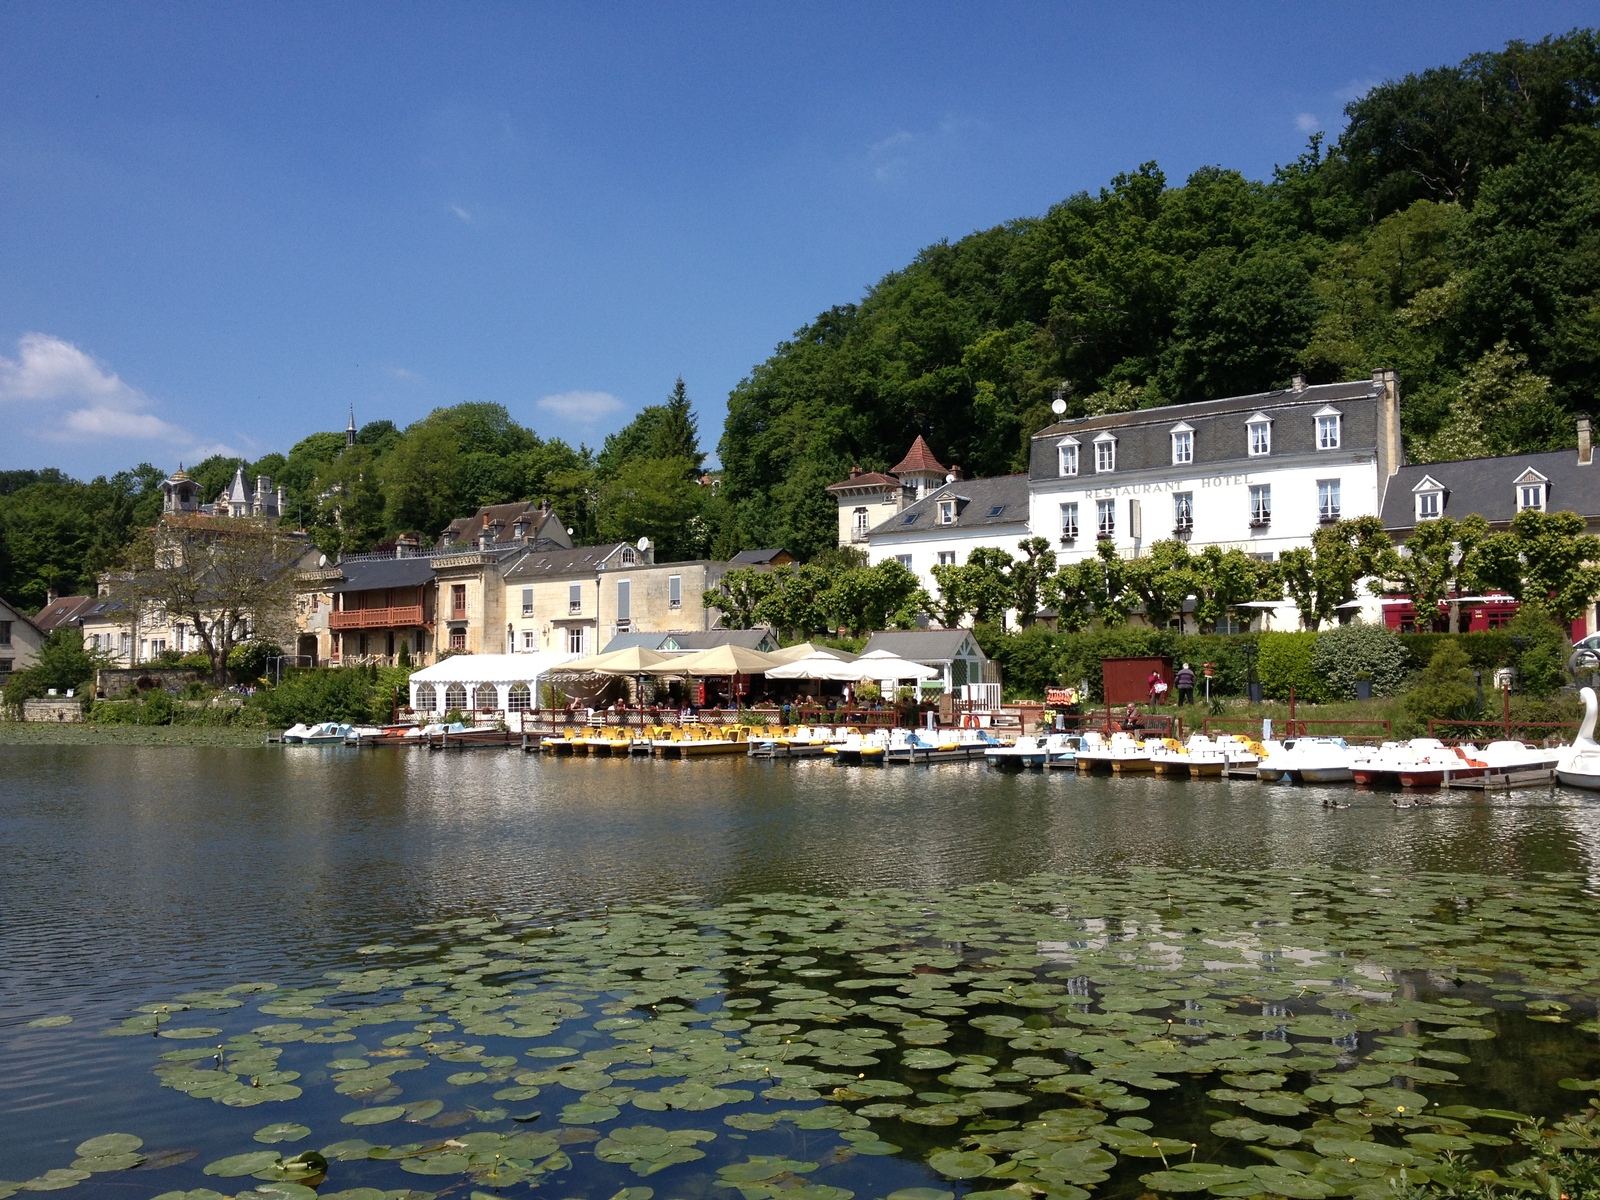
[847,649,941,685]
[647,644,784,710]
[765,641,853,665]
[765,651,863,681]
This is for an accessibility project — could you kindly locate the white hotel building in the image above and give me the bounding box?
[832,370,1405,630]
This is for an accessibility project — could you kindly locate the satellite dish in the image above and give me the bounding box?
[1051,398,1067,415]
[318,554,328,567]
[637,536,651,551]
[945,473,956,483]
[566,527,575,536]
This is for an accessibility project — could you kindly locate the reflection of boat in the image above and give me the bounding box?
[1076,732,1151,774]
[1557,688,1600,790]
[1256,737,1352,783]
[985,733,1080,770]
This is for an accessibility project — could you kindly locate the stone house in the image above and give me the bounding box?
[0,597,46,684]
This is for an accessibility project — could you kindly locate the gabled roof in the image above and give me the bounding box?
[862,629,987,664]
[1380,448,1600,531]
[31,595,97,632]
[670,627,778,651]
[869,474,1029,537]
[890,436,947,476]
[224,466,250,503]
[440,503,572,550]
[0,596,45,639]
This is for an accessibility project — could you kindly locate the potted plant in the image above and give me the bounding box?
[1354,671,1374,701]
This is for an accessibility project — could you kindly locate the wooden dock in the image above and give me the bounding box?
[1449,768,1556,791]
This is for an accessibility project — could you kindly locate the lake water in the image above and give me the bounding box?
[4,745,1600,1195]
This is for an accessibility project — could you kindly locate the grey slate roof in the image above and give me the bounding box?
[729,548,790,565]
[670,628,778,651]
[1380,448,1599,532]
[861,629,988,664]
[1028,379,1382,481]
[602,631,680,653]
[503,544,635,581]
[871,475,1030,536]
[329,557,437,594]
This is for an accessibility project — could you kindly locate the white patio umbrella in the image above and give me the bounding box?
[765,651,863,681]
[845,651,940,683]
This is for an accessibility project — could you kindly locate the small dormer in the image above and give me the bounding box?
[1413,474,1445,521]
[1093,431,1117,473]
[1314,405,1342,450]
[1246,412,1273,457]
[1056,436,1080,477]
[1514,467,1549,513]
[936,494,963,525]
[1169,421,1194,466]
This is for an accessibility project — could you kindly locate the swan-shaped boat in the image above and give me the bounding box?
[1556,687,1600,790]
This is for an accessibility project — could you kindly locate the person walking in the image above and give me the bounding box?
[1174,662,1196,706]
[1147,669,1164,705]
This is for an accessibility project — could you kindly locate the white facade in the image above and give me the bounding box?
[866,518,1032,596]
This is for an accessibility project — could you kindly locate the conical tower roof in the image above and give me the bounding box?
[890,436,946,476]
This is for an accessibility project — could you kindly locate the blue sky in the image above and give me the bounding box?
[1,2,1592,478]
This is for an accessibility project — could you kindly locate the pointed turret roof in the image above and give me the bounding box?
[890,436,946,476]
[226,465,250,502]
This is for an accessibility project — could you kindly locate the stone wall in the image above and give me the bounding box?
[95,668,204,699]
[23,697,86,723]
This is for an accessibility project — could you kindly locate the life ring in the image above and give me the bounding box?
[962,714,979,729]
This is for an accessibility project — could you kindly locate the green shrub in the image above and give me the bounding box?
[1398,632,1514,673]
[228,639,282,685]
[1506,604,1570,697]
[1311,621,1409,699]
[254,668,380,726]
[4,629,106,702]
[1256,632,1324,702]
[1404,640,1480,731]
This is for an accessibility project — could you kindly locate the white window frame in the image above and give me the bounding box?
[567,627,585,654]
[1246,413,1272,457]
[1413,475,1445,522]
[521,587,534,617]
[937,550,956,566]
[522,630,537,651]
[1170,422,1194,466]
[568,582,583,614]
[852,507,869,538]
[1173,492,1193,532]
[1514,470,1548,512]
[1314,406,1341,450]
[616,579,631,623]
[1096,498,1116,539]
[669,574,682,608]
[1317,479,1341,522]
[1056,438,1080,478]
[1249,484,1272,526]
[937,499,956,525]
[1093,432,1116,473]
[895,554,913,569]
[1059,502,1079,540]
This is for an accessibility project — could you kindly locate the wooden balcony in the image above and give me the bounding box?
[329,605,427,630]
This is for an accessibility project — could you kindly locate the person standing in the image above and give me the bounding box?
[1175,662,1196,706]
[1147,669,1164,705]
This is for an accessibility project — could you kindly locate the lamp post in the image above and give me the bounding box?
[1244,641,1262,704]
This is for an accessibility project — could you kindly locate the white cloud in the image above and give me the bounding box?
[388,366,424,383]
[0,332,233,459]
[1295,112,1322,134]
[535,389,627,423]
[1334,77,1380,103]
[866,117,983,185]
[450,203,472,222]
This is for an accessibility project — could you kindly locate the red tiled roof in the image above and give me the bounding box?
[826,471,899,491]
[32,595,96,632]
[890,436,946,476]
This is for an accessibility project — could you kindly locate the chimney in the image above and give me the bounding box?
[849,466,862,478]
[1291,374,1306,392]
[47,587,59,605]
[1374,368,1402,477]
[949,464,964,481]
[1581,418,1593,466]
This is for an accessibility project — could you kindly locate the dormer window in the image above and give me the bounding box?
[1170,422,1194,465]
[1246,413,1272,457]
[1315,406,1342,450]
[1057,437,1080,477]
[1514,468,1549,512]
[621,547,637,565]
[1094,432,1116,473]
[937,499,957,525]
[1413,475,1445,521]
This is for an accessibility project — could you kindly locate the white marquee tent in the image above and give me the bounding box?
[408,652,579,715]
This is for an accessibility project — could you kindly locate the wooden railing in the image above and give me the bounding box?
[330,605,427,630]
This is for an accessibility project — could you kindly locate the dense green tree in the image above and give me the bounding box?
[2,628,108,702]
[597,457,703,560]
[381,422,465,540]
[1278,517,1396,631]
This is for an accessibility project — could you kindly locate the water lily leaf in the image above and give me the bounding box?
[882,1190,953,1200]
[253,1125,311,1145]
[73,1135,142,1158]
[159,1027,223,1040]
[926,1151,995,1179]
[20,1171,92,1192]
[341,1106,407,1125]
[203,1153,282,1178]
[26,1016,72,1029]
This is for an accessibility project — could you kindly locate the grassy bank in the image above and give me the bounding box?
[0,722,272,747]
